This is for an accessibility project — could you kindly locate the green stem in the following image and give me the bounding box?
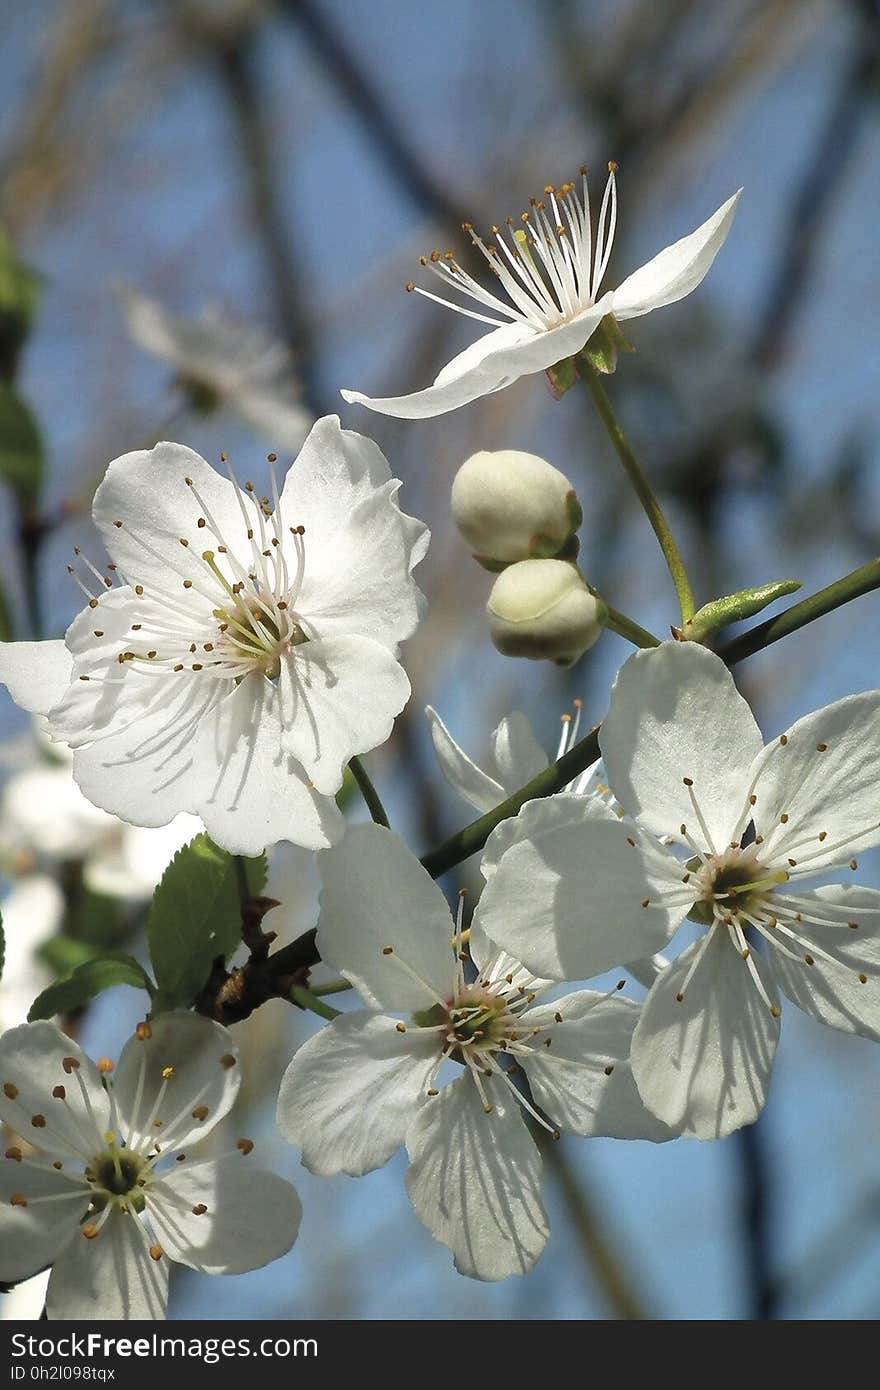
[718,557,880,665]
[311,979,354,997]
[349,755,391,827]
[421,727,601,879]
[580,365,696,623]
[289,983,342,1021]
[602,603,661,648]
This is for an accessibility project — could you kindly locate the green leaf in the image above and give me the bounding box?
[38,936,100,977]
[0,227,41,376]
[682,578,803,643]
[147,834,267,1012]
[0,381,44,503]
[28,954,154,1021]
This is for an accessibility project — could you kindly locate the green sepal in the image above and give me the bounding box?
[472,553,509,573]
[681,578,803,644]
[178,375,221,415]
[147,833,267,1013]
[0,381,44,504]
[28,954,155,1021]
[565,490,583,533]
[545,314,634,396]
[544,354,579,399]
[577,314,634,376]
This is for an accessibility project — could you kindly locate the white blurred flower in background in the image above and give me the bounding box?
[119,288,314,452]
[0,728,200,901]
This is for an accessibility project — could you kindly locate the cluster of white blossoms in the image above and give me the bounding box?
[477,642,880,1138]
[1,164,878,1318]
[0,1014,300,1318]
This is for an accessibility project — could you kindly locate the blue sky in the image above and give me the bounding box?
[2,0,879,1319]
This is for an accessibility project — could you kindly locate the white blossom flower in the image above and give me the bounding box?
[277,824,669,1282]
[0,878,60,1034]
[426,699,605,816]
[341,167,740,419]
[0,417,428,855]
[0,731,200,901]
[483,642,880,1139]
[0,1012,301,1319]
[120,289,314,451]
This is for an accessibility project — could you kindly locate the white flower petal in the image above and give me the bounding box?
[600,643,763,851]
[631,929,780,1139]
[1,1270,51,1320]
[0,877,61,1030]
[46,1210,168,1320]
[113,1013,240,1154]
[149,1157,301,1274]
[519,992,674,1140]
[276,1011,439,1176]
[91,442,252,592]
[70,675,342,855]
[489,712,548,791]
[0,641,72,717]
[229,388,313,453]
[766,885,880,1040]
[465,917,554,997]
[0,1023,109,1159]
[318,825,456,1011]
[476,794,686,981]
[612,191,741,321]
[63,668,217,826]
[0,1160,87,1283]
[405,1076,549,1281]
[750,691,880,874]
[278,635,410,794]
[425,705,506,814]
[285,417,428,650]
[340,300,612,421]
[194,677,343,854]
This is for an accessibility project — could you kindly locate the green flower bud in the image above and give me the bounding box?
[486,559,606,666]
[451,450,582,569]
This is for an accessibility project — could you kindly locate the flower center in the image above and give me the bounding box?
[689,847,770,925]
[211,592,307,681]
[69,458,313,687]
[407,164,619,334]
[86,1135,149,1213]
[448,986,515,1052]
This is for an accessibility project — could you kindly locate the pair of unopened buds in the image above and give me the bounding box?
[451,449,603,667]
